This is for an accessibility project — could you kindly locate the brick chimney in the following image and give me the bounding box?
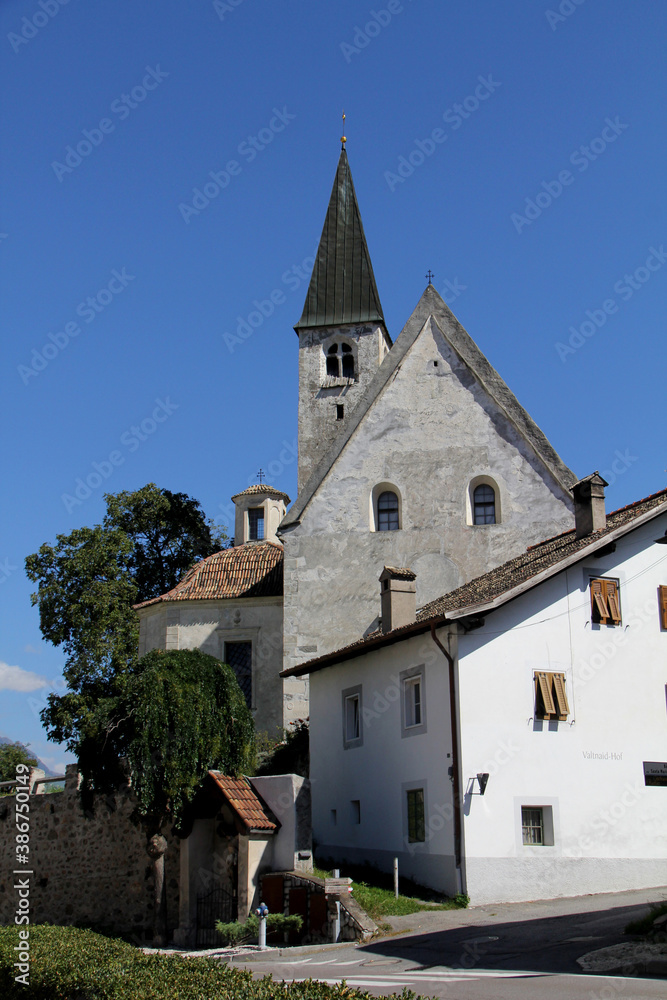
[379,567,416,634]
[571,472,608,538]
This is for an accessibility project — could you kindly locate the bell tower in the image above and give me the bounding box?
[294,144,391,492]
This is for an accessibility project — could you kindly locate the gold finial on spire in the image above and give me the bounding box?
[341,111,346,150]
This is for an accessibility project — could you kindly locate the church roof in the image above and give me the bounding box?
[281,487,667,676]
[281,285,577,530]
[231,484,291,502]
[208,772,278,833]
[133,541,283,609]
[294,149,385,330]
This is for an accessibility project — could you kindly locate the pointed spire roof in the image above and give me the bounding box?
[295,150,385,330]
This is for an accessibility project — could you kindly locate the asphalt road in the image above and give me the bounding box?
[231,887,667,999]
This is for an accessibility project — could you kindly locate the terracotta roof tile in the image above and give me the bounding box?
[231,484,291,502]
[133,542,283,609]
[208,772,277,832]
[382,566,416,580]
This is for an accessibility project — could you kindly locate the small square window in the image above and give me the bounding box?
[590,577,621,625]
[336,404,344,420]
[351,799,361,824]
[407,788,425,843]
[522,807,544,845]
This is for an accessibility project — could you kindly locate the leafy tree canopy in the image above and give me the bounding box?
[81,649,254,831]
[25,484,227,756]
[0,742,39,788]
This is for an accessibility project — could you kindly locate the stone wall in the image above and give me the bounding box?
[0,765,180,941]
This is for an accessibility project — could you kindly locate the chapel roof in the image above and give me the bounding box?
[208,772,277,833]
[281,487,667,676]
[133,541,283,609]
[231,484,291,502]
[294,149,385,330]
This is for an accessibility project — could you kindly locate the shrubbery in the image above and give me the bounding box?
[215,912,303,945]
[0,925,428,1000]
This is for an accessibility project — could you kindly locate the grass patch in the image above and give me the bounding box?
[625,901,667,936]
[309,862,468,924]
[0,925,434,1000]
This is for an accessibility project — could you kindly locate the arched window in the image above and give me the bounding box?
[473,484,496,525]
[324,341,356,381]
[377,491,400,531]
[341,343,354,379]
[326,343,339,377]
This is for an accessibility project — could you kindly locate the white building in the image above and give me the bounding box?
[283,476,667,904]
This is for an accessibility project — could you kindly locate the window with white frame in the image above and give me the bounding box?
[404,676,422,728]
[345,694,359,740]
[342,685,363,748]
[400,666,426,737]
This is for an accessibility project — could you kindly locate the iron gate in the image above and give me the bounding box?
[196,884,236,947]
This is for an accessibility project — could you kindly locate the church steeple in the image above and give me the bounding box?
[295,149,385,330]
[294,146,391,494]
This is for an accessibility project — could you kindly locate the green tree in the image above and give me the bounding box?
[84,649,254,944]
[0,742,39,793]
[25,484,227,761]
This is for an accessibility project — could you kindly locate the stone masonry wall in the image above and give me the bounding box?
[0,765,180,941]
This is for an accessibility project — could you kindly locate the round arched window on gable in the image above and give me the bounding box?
[473,483,496,524]
[377,490,400,531]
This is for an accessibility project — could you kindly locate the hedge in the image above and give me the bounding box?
[0,925,430,1000]
[216,912,303,945]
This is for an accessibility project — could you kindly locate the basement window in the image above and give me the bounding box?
[590,577,621,625]
[522,807,544,845]
[534,671,569,721]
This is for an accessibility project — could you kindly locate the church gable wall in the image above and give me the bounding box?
[283,320,574,672]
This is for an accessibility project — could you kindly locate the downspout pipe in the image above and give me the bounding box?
[430,625,462,872]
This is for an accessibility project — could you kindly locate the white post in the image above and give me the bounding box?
[257,902,269,950]
[393,857,399,898]
[332,869,340,943]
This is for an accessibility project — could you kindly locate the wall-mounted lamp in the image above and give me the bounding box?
[476,773,489,795]
[654,531,667,545]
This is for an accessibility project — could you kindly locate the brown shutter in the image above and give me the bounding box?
[605,580,621,624]
[535,671,556,717]
[659,585,667,630]
[591,578,609,622]
[553,673,570,719]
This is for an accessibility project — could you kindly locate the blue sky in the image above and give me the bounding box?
[1,0,665,772]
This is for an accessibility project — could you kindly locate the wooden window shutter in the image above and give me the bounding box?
[535,671,556,717]
[605,580,621,624]
[590,579,609,622]
[659,586,667,630]
[552,673,569,719]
